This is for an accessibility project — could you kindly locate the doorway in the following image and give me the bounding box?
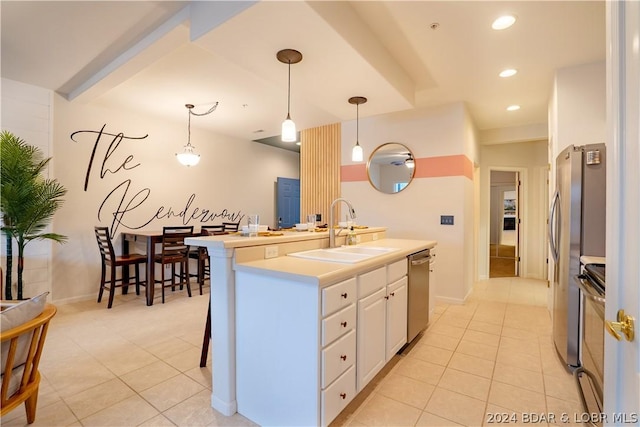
[489,170,520,277]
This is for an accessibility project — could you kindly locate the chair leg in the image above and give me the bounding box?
[184,261,192,298]
[161,264,166,304]
[98,262,107,303]
[107,265,117,309]
[134,263,141,296]
[200,300,211,367]
[24,385,39,423]
[198,256,204,295]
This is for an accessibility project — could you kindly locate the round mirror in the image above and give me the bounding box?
[366,143,416,194]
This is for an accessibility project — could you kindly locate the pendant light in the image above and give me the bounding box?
[349,96,367,162]
[277,49,303,142]
[176,102,218,167]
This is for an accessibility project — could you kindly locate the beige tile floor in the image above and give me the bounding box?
[1,277,583,427]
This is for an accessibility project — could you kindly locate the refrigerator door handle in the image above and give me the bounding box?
[548,190,560,262]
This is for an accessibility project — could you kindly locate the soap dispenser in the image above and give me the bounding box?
[346,226,357,246]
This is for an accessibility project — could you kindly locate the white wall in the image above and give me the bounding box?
[479,140,549,280]
[547,61,606,292]
[1,78,54,297]
[341,103,478,304]
[3,78,300,302]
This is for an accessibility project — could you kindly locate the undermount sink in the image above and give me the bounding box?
[288,246,399,264]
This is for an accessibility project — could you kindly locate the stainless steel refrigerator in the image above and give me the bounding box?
[549,144,606,368]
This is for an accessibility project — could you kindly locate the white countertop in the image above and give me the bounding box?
[234,238,436,287]
[185,226,387,249]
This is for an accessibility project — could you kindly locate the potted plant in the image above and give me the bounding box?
[0,130,67,300]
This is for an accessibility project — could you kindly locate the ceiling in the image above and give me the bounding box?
[1,1,605,150]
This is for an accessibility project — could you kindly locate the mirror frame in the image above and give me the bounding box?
[366,142,416,194]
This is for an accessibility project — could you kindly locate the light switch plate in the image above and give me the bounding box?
[441,215,454,225]
[265,246,279,259]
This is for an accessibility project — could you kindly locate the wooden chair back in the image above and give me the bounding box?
[222,222,240,232]
[94,226,116,264]
[1,304,57,423]
[201,225,225,235]
[160,226,193,262]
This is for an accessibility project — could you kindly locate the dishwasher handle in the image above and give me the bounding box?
[410,256,431,266]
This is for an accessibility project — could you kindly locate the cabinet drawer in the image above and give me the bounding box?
[322,304,356,346]
[322,329,356,388]
[388,259,408,283]
[357,267,386,298]
[321,365,356,427]
[322,278,356,316]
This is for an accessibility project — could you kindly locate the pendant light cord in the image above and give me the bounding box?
[287,61,292,119]
[356,103,360,145]
[186,102,219,147]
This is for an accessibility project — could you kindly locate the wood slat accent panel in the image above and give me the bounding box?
[300,123,341,225]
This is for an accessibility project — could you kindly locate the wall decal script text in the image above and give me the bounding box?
[73,125,243,237]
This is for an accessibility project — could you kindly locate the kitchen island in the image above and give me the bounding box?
[186,229,435,425]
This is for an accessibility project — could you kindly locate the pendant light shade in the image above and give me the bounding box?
[349,96,367,162]
[277,49,303,142]
[176,102,218,167]
[282,115,297,142]
[352,143,363,162]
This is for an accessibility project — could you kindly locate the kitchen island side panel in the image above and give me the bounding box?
[235,270,321,426]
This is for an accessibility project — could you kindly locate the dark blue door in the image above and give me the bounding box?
[276,177,300,228]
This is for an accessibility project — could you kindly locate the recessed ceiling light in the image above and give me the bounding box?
[499,68,518,78]
[492,15,516,30]
[506,105,521,111]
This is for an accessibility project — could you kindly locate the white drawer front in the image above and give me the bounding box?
[387,259,408,283]
[322,278,356,316]
[322,329,356,388]
[321,365,356,427]
[322,303,356,346]
[357,266,386,298]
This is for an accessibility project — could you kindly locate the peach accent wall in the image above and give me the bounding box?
[341,154,473,182]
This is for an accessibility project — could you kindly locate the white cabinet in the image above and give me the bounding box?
[386,276,408,360]
[235,257,410,426]
[357,287,386,389]
[356,261,408,391]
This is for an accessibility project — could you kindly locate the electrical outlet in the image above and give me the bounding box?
[441,215,454,225]
[372,233,378,241]
[265,246,279,259]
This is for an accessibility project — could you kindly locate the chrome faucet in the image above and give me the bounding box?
[329,198,357,248]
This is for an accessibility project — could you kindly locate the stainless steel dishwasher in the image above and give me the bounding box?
[407,249,431,342]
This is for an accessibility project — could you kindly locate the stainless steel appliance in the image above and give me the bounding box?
[549,144,606,368]
[575,262,605,425]
[407,249,431,342]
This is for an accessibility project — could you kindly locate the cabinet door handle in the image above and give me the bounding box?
[390,292,395,297]
[341,321,348,328]
[384,295,389,300]
[340,354,347,361]
[340,393,347,399]
[341,292,348,299]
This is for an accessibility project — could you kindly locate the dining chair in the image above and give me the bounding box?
[1,300,57,423]
[188,225,226,294]
[154,226,193,303]
[222,222,240,232]
[94,227,147,308]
